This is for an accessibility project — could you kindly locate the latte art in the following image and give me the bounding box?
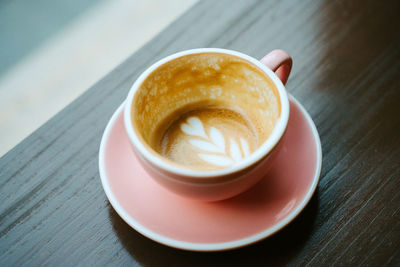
[154,108,256,170]
[181,117,251,167]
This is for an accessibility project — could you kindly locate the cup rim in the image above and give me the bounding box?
[124,48,290,178]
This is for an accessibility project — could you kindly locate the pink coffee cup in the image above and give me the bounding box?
[124,48,292,201]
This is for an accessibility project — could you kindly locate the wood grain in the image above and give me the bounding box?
[1,0,399,265]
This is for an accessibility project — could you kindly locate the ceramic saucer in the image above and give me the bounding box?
[99,94,322,251]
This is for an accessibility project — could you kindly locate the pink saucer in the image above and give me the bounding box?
[99,95,322,251]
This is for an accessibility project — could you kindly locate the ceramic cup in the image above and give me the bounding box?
[124,48,292,201]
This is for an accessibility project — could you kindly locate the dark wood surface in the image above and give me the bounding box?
[1,0,399,265]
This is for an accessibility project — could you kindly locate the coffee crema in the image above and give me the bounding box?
[131,52,281,171]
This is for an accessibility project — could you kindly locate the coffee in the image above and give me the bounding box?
[131,52,281,170]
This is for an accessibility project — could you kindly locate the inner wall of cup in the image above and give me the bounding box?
[131,52,281,158]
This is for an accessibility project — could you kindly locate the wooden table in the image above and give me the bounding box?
[1,0,399,265]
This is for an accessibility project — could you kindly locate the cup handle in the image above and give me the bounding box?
[260,49,292,85]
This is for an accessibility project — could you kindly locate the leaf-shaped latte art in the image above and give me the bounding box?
[180,116,252,168]
[229,139,242,162]
[189,139,223,153]
[180,117,207,138]
[209,127,225,152]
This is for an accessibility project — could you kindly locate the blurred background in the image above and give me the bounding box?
[0,0,197,157]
